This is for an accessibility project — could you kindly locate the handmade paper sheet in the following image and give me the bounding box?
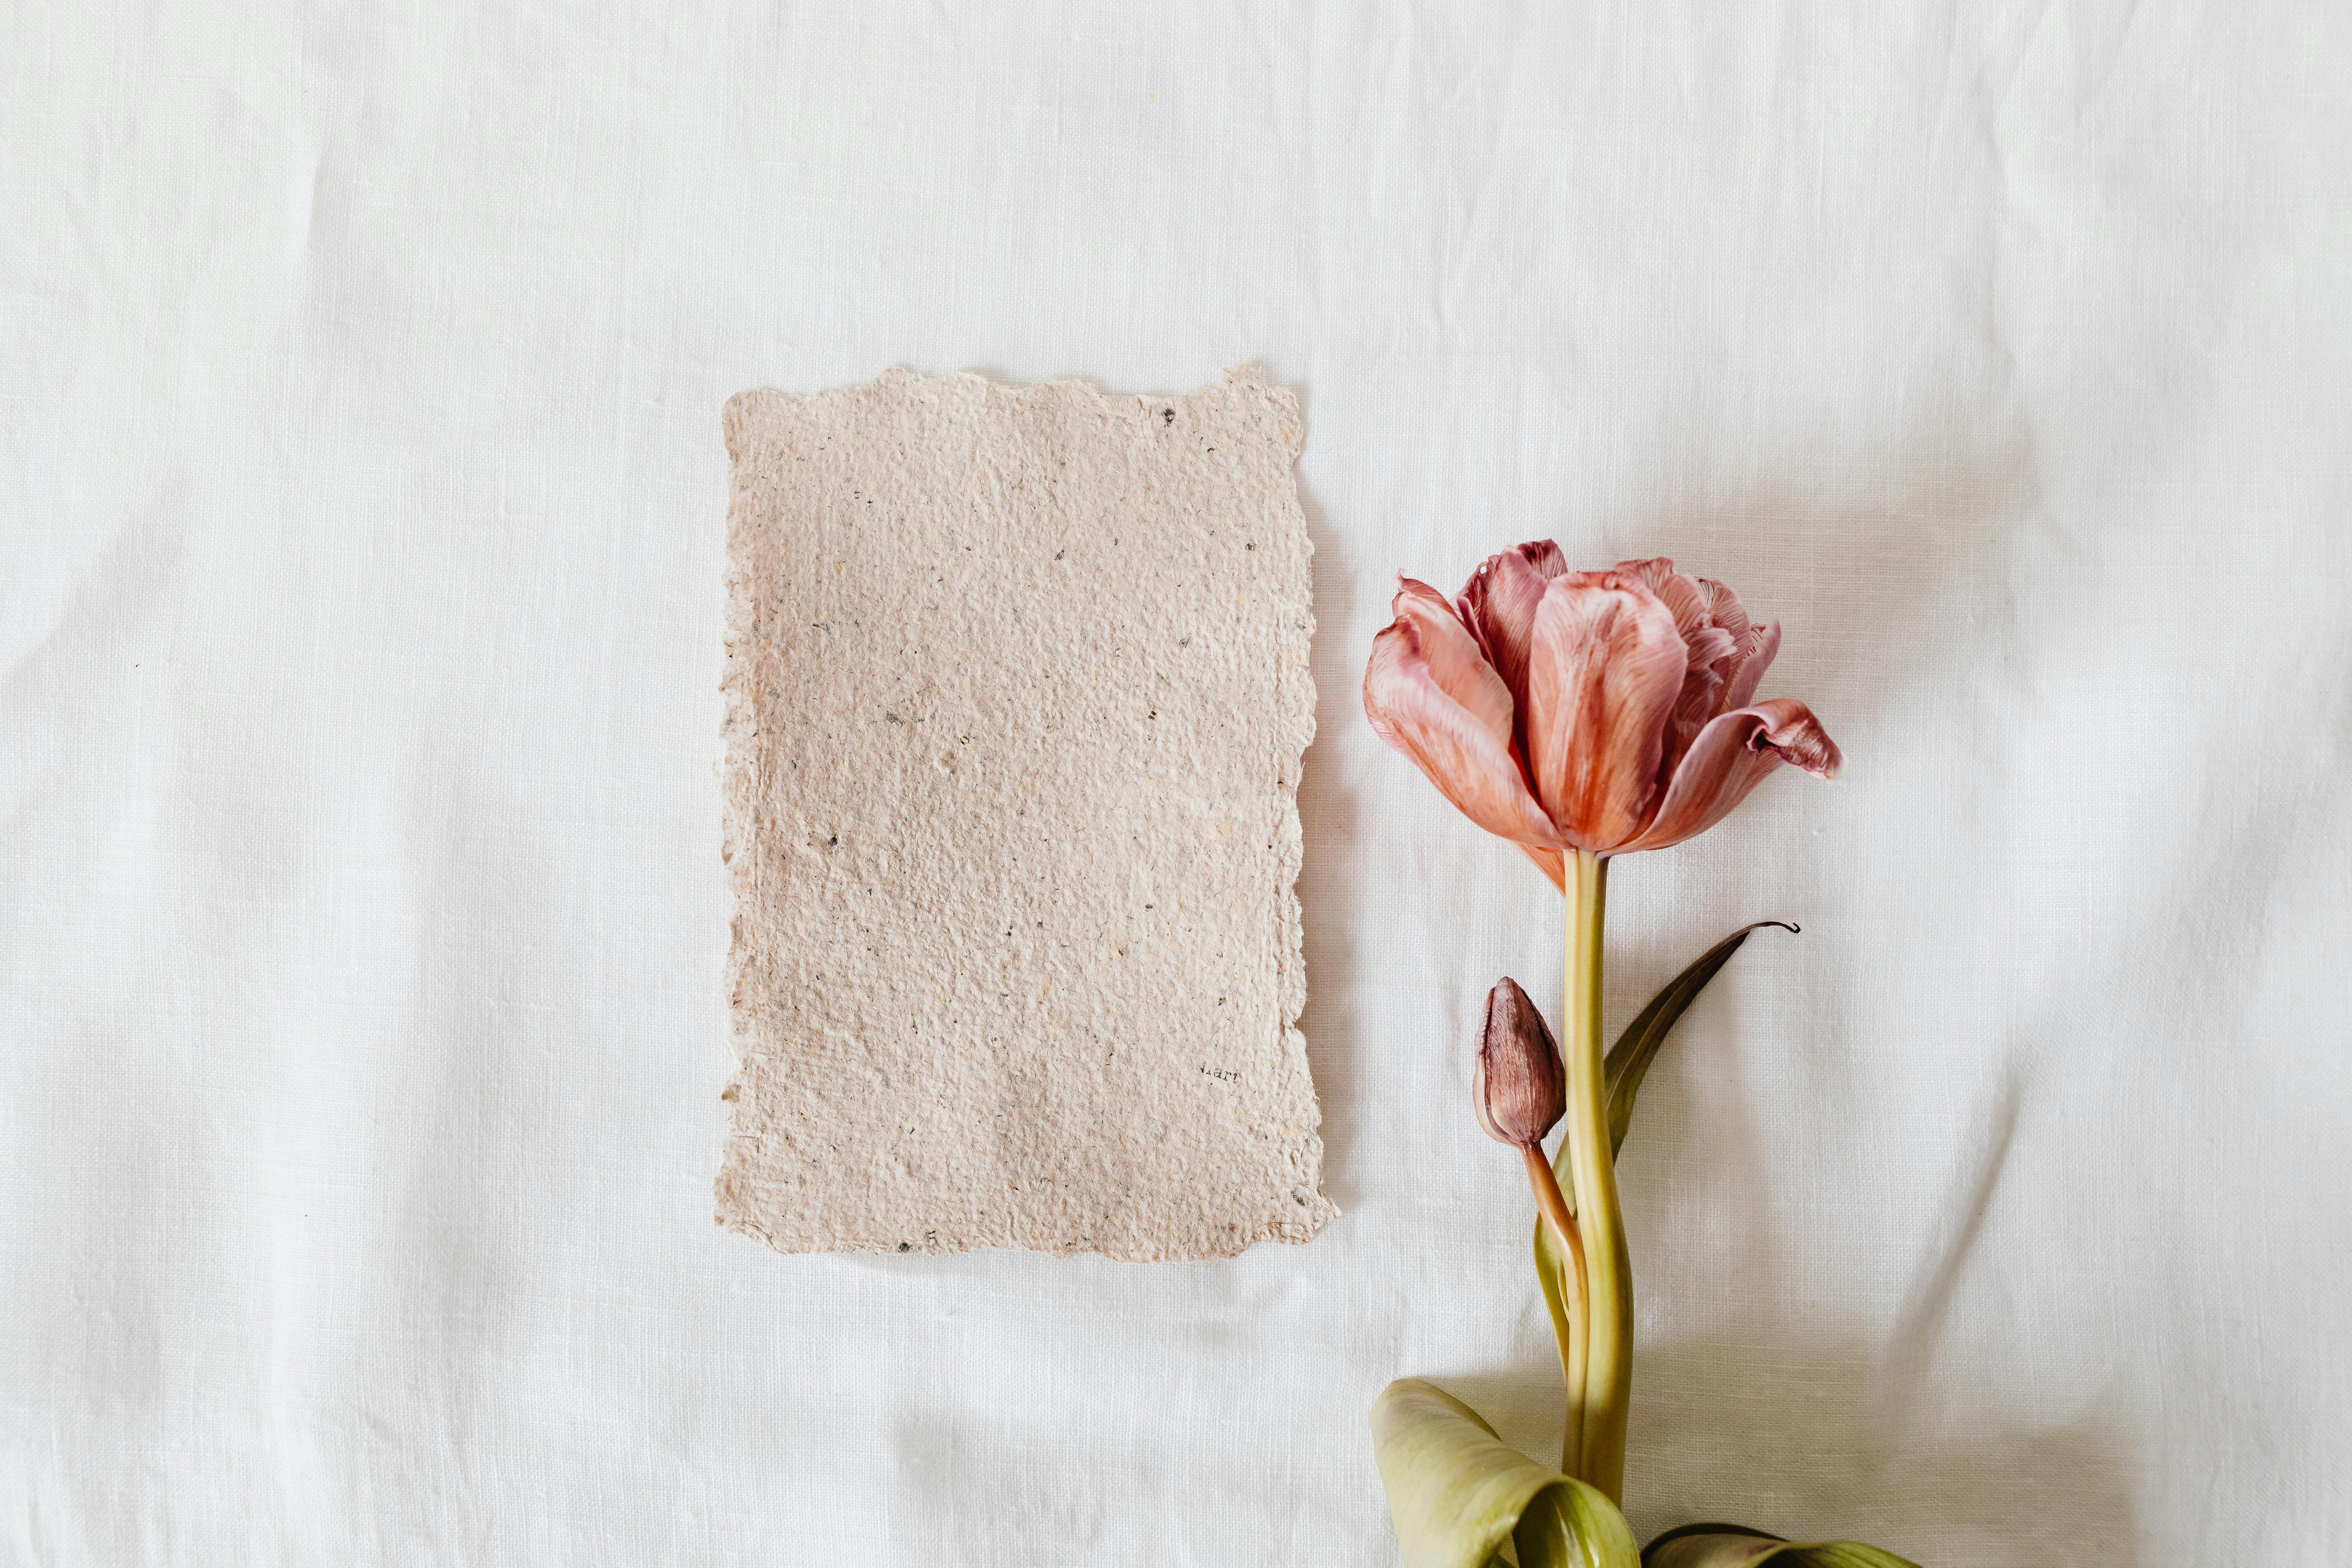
[715,366,1334,1259]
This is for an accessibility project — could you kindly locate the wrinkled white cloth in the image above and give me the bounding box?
[5,3,2349,1563]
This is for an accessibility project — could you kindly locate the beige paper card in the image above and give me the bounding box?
[715,366,1334,1260]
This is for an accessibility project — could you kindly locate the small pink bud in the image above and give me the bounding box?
[1473,977,1566,1147]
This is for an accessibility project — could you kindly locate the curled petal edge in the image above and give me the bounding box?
[1616,697,1841,853]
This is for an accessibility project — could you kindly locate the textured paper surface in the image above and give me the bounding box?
[715,367,1334,1259]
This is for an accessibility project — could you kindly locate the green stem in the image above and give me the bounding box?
[1521,1142,1587,1480]
[1564,850,1632,1502]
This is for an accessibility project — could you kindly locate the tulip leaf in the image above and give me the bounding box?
[1371,1379,1640,1568]
[1603,920,1799,1160]
[1533,921,1800,1455]
[1641,1523,1920,1568]
[1385,923,1906,1568]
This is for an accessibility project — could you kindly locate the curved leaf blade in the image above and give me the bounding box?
[1603,921,1798,1159]
[1515,1478,1644,1568]
[1643,1522,1920,1568]
[1370,1379,1639,1568]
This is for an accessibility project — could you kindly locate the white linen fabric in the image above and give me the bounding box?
[6,3,2350,1563]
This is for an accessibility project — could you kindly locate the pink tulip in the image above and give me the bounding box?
[1364,545,1840,888]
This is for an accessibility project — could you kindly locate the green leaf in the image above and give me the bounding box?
[1515,1482,1648,1568]
[1642,1522,1920,1567]
[1371,1379,1640,1568]
[1603,921,1798,1159]
[1533,922,1799,1462]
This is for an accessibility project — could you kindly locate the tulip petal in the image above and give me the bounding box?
[1457,540,1567,714]
[1517,841,1569,892]
[1365,586,1562,854]
[1695,578,1752,658]
[1525,573,1689,852]
[1681,623,1739,671]
[1392,578,1514,736]
[1662,660,1728,784]
[1615,557,1711,653]
[1618,697,1841,852]
[1621,560,1738,775]
[1721,621,1780,713]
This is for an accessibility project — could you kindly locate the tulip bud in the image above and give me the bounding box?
[1474,976,1566,1147]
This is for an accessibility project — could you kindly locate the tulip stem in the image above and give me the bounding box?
[1520,1142,1588,1480]
[1564,850,1632,1502]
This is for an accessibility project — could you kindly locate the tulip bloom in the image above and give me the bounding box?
[1363,545,1839,889]
[1364,544,1840,1505]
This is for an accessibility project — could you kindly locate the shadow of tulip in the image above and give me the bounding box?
[1625,1324,2138,1566]
[1401,1334,2136,1568]
[1552,389,2046,741]
[1574,410,2046,1021]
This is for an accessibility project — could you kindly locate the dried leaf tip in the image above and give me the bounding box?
[1474,976,1566,1147]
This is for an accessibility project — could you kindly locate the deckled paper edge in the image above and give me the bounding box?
[713,364,1334,1258]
